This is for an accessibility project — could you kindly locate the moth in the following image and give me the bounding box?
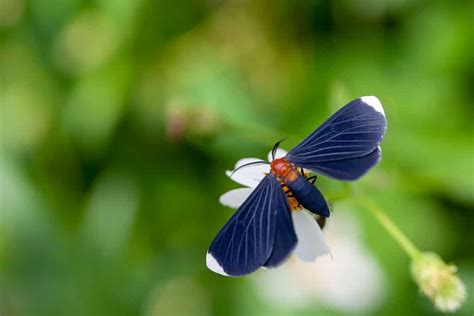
[207,96,387,276]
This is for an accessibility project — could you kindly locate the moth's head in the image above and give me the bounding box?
[270,157,291,178]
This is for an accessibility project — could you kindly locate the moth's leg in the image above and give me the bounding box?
[307,175,317,184]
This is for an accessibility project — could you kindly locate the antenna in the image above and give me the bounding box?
[229,160,269,178]
[271,139,286,160]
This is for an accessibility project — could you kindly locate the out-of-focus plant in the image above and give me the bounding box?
[0,0,472,315]
[360,198,466,312]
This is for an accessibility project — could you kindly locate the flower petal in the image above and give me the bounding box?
[267,148,288,162]
[226,157,269,188]
[224,172,255,188]
[292,210,330,262]
[219,188,253,209]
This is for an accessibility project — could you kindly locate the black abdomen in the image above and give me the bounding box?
[285,174,330,217]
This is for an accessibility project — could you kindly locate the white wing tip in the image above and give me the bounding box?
[206,252,229,276]
[360,96,384,115]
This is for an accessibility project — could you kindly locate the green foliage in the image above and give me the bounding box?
[0,0,472,315]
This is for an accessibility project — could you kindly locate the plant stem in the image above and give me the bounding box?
[359,197,421,260]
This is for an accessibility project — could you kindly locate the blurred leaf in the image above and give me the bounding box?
[82,170,139,256]
[63,62,131,158]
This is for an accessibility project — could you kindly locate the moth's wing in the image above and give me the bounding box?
[309,146,382,180]
[287,96,387,180]
[207,174,288,276]
[263,184,297,268]
[288,96,386,161]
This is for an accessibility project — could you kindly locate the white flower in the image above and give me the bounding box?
[219,149,330,263]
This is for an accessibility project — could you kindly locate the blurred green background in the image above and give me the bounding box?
[1,0,473,315]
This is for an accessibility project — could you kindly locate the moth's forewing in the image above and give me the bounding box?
[286,96,387,180]
[207,174,296,276]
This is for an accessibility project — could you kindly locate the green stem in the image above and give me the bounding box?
[359,197,421,260]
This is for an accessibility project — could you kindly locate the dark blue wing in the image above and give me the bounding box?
[263,185,297,268]
[207,173,293,276]
[309,146,382,180]
[286,96,387,180]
